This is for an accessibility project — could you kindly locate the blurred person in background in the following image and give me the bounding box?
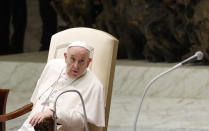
[39,0,57,51]
[0,0,27,55]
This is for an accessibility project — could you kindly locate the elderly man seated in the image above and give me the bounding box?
[18,41,105,131]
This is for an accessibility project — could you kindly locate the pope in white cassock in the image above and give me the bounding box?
[18,41,105,131]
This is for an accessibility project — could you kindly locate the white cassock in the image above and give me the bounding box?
[18,59,105,131]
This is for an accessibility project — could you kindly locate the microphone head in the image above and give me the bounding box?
[195,51,204,60]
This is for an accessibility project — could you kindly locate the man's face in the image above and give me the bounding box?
[64,46,91,78]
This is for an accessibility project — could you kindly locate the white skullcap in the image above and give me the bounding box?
[67,41,94,53]
[67,41,94,58]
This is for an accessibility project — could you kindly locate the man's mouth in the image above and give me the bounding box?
[72,70,78,74]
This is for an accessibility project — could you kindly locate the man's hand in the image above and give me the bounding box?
[29,109,54,126]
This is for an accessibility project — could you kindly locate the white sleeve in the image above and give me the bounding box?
[30,59,55,103]
[56,109,85,128]
[47,101,85,128]
[30,62,49,103]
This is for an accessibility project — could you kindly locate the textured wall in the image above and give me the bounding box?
[52,0,209,63]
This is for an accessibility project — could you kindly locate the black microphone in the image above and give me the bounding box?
[181,51,203,65]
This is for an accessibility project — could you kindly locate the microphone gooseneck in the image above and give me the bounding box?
[133,63,182,131]
[53,90,89,131]
[133,51,203,131]
[181,51,203,65]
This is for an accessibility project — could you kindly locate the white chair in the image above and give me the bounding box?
[0,27,118,131]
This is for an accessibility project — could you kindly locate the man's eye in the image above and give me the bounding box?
[79,59,85,63]
[71,58,75,62]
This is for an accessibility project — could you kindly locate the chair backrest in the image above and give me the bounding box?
[48,27,118,131]
[0,89,9,131]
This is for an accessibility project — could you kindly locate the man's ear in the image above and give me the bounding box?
[87,58,92,67]
[89,58,92,62]
[64,52,67,63]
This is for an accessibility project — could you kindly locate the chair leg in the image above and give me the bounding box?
[0,122,5,131]
[0,89,10,131]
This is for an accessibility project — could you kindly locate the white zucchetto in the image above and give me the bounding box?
[67,41,94,53]
[67,41,94,59]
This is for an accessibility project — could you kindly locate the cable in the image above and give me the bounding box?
[53,90,89,131]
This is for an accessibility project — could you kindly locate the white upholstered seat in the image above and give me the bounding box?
[48,27,118,131]
[0,27,118,131]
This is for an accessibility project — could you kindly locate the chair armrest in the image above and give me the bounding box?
[88,123,104,131]
[33,119,104,131]
[0,103,33,122]
[34,117,54,131]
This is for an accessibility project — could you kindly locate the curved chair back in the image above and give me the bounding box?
[48,27,118,131]
[0,89,9,131]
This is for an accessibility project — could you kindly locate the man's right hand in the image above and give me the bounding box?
[29,109,54,126]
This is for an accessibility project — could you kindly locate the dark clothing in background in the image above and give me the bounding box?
[0,0,27,55]
[39,0,57,51]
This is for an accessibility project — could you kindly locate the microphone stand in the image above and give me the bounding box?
[133,51,203,131]
[133,63,182,131]
[53,90,89,131]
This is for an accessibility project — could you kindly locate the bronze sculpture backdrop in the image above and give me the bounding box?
[51,0,209,64]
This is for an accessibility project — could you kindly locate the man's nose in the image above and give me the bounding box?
[73,61,79,68]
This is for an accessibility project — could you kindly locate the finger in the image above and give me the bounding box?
[37,116,44,124]
[33,116,42,126]
[29,116,36,126]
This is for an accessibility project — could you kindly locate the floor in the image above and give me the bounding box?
[3,0,209,130]
[1,52,209,131]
